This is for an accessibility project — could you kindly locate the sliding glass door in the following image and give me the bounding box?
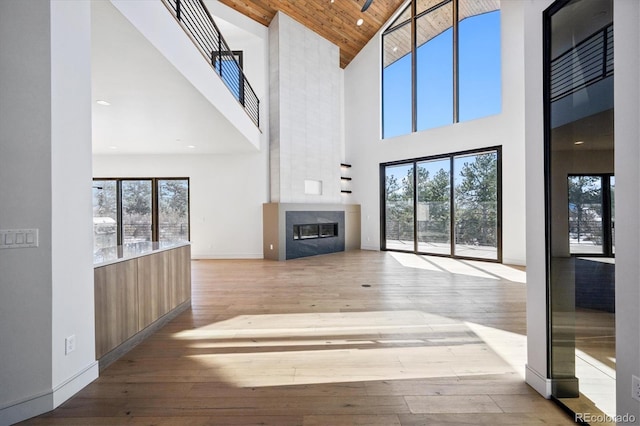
[384,163,415,251]
[454,151,499,260]
[416,158,451,255]
[382,147,501,261]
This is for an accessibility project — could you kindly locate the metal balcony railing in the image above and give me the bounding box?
[164,0,260,127]
[551,23,613,103]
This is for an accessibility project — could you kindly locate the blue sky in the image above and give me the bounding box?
[383,11,501,139]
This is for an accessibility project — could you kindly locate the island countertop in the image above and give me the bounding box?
[94,240,190,268]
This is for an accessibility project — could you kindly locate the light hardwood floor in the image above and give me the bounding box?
[23,250,577,425]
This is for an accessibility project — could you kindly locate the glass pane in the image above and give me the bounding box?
[388,4,411,30]
[459,3,501,121]
[568,176,603,255]
[385,163,415,250]
[214,53,242,102]
[121,180,152,245]
[158,179,189,243]
[92,180,118,251]
[453,151,498,260]
[416,0,447,14]
[546,0,615,411]
[383,24,412,138]
[416,158,451,254]
[416,3,454,131]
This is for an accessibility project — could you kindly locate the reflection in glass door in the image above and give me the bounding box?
[568,175,614,256]
[545,0,615,417]
[416,159,451,255]
[384,163,415,251]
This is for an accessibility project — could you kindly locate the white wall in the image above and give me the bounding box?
[93,153,268,259]
[523,0,553,398]
[50,0,99,406]
[344,1,526,265]
[109,0,261,149]
[269,12,342,204]
[526,1,640,419]
[0,1,98,424]
[614,0,640,420]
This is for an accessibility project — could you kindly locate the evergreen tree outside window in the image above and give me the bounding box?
[381,147,501,261]
[92,178,190,252]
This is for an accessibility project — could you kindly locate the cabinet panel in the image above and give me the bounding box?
[94,261,139,358]
[137,252,171,330]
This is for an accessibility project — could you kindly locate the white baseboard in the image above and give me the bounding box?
[0,361,98,426]
[525,364,552,398]
[52,361,99,408]
[0,391,52,426]
[192,253,263,259]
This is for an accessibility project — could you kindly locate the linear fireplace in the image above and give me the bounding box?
[263,203,361,261]
[293,223,339,240]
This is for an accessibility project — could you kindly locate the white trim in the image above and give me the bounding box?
[52,361,99,408]
[525,364,552,398]
[0,391,53,426]
[0,361,98,426]
[192,253,263,259]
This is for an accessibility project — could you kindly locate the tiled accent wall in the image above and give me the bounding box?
[285,211,345,259]
[268,12,341,203]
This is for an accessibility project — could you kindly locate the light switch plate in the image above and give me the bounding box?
[0,229,39,249]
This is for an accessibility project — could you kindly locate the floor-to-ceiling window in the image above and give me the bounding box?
[381,147,501,261]
[382,0,501,139]
[544,0,615,417]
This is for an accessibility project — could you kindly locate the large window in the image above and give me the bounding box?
[92,178,190,252]
[382,0,501,138]
[381,147,501,261]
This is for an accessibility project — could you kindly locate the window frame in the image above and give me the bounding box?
[379,146,502,262]
[93,177,190,247]
[381,0,501,138]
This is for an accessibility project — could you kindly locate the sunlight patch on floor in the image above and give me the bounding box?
[388,252,526,283]
[175,310,520,388]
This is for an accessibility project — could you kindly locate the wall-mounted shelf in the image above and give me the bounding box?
[340,163,352,195]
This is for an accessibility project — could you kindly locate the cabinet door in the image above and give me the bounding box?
[94,261,139,358]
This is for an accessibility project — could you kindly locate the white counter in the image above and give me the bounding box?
[94,240,190,268]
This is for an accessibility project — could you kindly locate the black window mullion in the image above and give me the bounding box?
[413,162,418,252]
[411,0,417,133]
[449,156,455,256]
[452,0,459,123]
[602,175,613,257]
[116,180,123,246]
[152,179,159,242]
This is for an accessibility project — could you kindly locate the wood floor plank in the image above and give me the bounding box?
[21,251,577,425]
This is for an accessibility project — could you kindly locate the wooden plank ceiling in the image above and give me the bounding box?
[217,0,406,68]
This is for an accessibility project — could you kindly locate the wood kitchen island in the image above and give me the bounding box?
[93,241,191,369]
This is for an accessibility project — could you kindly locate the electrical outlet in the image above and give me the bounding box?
[65,335,76,355]
[632,375,640,402]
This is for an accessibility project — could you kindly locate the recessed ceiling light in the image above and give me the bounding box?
[187,145,196,149]
[574,140,585,145]
[356,18,364,26]
[393,46,398,52]
[109,145,118,150]
[96,100,111,106]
